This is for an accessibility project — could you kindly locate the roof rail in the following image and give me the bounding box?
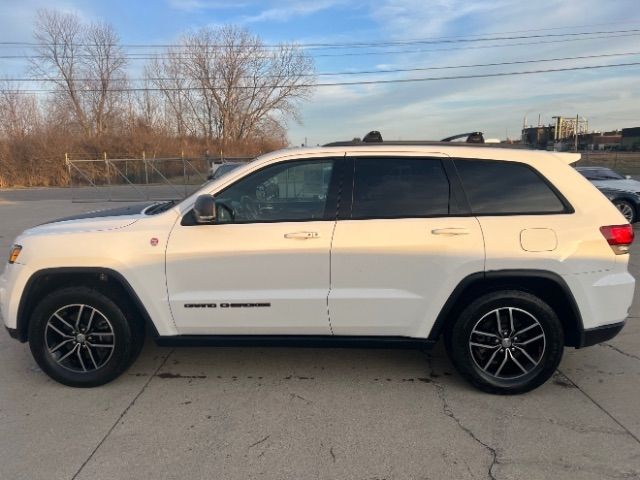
[323,130,532,149]
[441,132,484,143]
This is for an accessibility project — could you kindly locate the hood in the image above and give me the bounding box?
[592,179,640,193]
[24,202,157,236]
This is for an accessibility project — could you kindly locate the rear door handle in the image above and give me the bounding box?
[284,231,320,239]
[431,228,470,236]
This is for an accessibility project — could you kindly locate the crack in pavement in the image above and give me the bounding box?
[70,349,175,480]
[426,356,498,480]
[556,369,640,446]
[601,342,640,362]
[248,435,270,449]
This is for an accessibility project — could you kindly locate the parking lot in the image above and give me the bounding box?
[1,187,640,480]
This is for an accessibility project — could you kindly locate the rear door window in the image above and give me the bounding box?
[351,157,450,218]
[454,159,568,215]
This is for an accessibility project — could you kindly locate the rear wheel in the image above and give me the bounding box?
[28,287,142,387]
[445,290,564,394]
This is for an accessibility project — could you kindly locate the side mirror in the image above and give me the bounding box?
[193,194,216,224]
[626,175,632,180]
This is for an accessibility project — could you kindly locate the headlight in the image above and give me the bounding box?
[8,245,22,264]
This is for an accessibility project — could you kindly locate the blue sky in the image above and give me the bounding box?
[1,0,639,145]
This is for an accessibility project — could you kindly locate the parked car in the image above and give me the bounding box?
[597,187,640,223]
[1,136,634,394]
[207,162,243,180]
[575,166,640,193]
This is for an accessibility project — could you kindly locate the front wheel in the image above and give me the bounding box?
[28,287,140,387]
[445,290,564,394]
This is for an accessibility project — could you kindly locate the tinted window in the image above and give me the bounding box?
[455,160,566,214]
[351,158,450,218]
[216,159,334,223]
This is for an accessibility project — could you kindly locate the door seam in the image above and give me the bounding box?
[326,153,346,336]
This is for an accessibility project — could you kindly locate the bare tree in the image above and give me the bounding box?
[0,82,41,139]
[148,25,314,149]
[83,20,128,135]
[31,9,128,137]
[0,12,310,187]
[146,50,194,139]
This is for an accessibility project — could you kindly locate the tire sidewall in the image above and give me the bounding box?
[28,287,134,388]
[448,290,564,394]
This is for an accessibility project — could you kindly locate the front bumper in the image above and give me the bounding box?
[579,321,626,348]
[1,262,30,338]
[4,325,20,340]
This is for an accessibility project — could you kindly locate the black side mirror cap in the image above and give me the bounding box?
[193,194,217,224]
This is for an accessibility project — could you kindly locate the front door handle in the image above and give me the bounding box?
[431,228,470,236]
[284,231,320,240]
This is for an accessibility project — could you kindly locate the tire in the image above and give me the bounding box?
[444,290,564,395]
[613,199,636,223]
[28,286,142,387]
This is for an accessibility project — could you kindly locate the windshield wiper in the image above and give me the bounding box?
[145,200,177,215]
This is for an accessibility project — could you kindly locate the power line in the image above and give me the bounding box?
[1,27,639,50]
[7,61,640,94]
[2,32,639,60]
[1,19,638,50]
[3,51,639,82]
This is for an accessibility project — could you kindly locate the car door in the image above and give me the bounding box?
[166,157,342,335]
[328,154,485,338]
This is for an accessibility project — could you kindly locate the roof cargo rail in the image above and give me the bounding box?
[324,131,532,149]
[441,132,484,143]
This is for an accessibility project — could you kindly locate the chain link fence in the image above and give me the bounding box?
[575,152,640,176]
[66,154,252,202]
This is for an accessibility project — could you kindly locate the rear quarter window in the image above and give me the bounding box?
[454,159,569,215]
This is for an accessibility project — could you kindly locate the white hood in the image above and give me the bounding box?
[22,202,156,237]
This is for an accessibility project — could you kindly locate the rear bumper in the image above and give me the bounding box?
[563,271,635,331]
[579,321,625,348]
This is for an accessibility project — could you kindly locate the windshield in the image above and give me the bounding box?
[173,157,258,210]
[213,163,242,179]
[578,168,624,181]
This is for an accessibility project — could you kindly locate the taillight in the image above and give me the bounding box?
[600,224,634,254]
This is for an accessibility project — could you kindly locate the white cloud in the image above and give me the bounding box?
[167,0,250,12]
[0,0,93,42]
[241,0,349,23]
[289,0,640,144]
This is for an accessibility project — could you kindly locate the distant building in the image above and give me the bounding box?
[584,131,622,151]
[621,127,640,151]
[521,114,639,151]
[521,125,555,149]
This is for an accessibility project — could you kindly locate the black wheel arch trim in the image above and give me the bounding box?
[15,267,159,343]
[428,269,585,346]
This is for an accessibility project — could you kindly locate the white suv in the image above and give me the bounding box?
[1,141,635,394]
